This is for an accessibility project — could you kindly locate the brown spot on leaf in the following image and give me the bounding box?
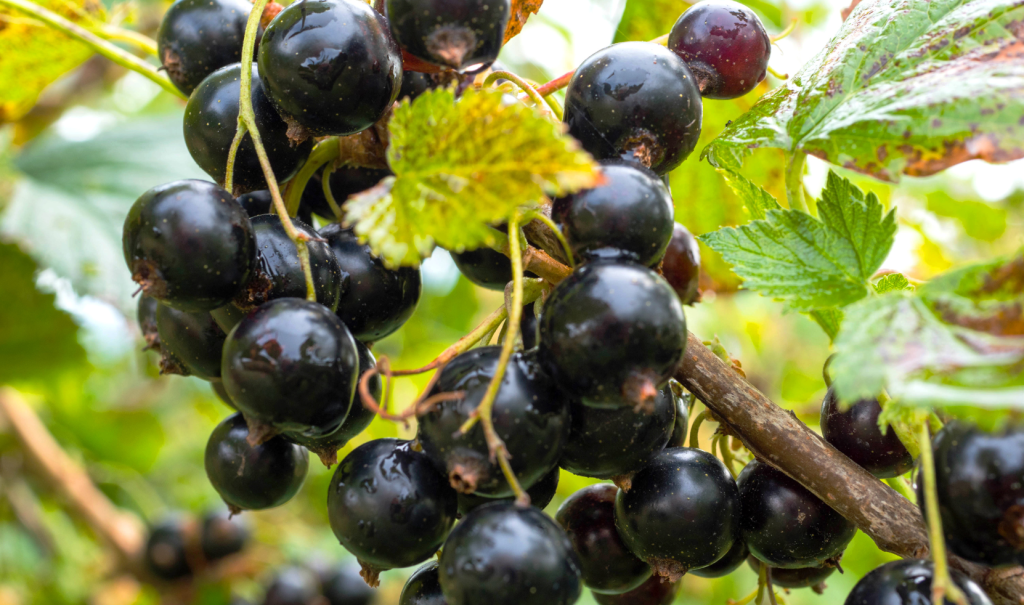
[877,146,889,162]
[841,0,863,21]
[903,133,1024,178]
[827,78,843,98]
[954,25,974,39]
[504,0,544,43]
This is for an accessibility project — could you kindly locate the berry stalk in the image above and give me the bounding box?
[284,140,342,217]
[93,24,159,56]
[320,163,345,222]
[223,121,247,194]
[918,423,969,605]
[484,71,559,119]
[784,151,809,213]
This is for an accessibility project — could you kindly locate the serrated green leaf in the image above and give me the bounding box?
[875,273,913,293]
[703,0,1024,181]
[716,168,781,221]
[345,87,599,268]
[816,171,897,279]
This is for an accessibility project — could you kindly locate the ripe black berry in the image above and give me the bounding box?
[138,295,162,351]
[398,71,437,101]
[614,447,739,581]
[416,346,569,498]
[401,562,446,605]
[668,0,771,99]
[157,0,255,95]
[552,161,675,266]
[689,539,747,579]
[844,559,992,605]
[745,556,834,590]
[738,460,856,569]
[455,465,559,515]
[205,413,309,512]
[820,386,914,478]
[438,504,582,605]
[592,576,679,605]
[667,387,690,448]
[328,439,457,582]
[386,0,511,71]
[559,384,677,480]
[556,484,651,594]
[144,516,193,581]
[302,166,393,220]
[155,304,227,380]
[662,223,701,305]
[450,247,517,290]
[236,190,314,225]
[321,223,422,342]
[520,302,539,350]
[123,180,256,312]
[263,566,322,605]
[221,298,359,439]
[321,561,377,605]
[564,42,702,175]
[200,509,249,561]
[184,64,313,195]
[258,0,402,138]
[212,379,237,410]
[538,261,687,409]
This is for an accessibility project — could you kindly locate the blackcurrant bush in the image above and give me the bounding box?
[157,0,255,95]
[450,247,518,290]
[820,386,914,478]
[559,384,677,480]
[123,180,256,312]
[236,190,313,225]
[737,460,856,569]
[921,421,1024,567]
[200,509,249,561]
[438,504,582,605]
[400,561,446,605]
[689,539,747,579]
[564,42,702,175]
[205,413,309,512]
[386,0,511,71]
[302,166,393,220]
[614,447,739,580]
[668,0,771,99]
[321,561,377,605]
[662,223,701,305]
[844,559,992,605]
[552,161,675,266]
[556,484,651,594]
[138,295,162,351]
[328,439,457,583]
[745,556,834,590]
[258,0,402,138]
[144,516,193,581]
[184,64,314,195]
[263,566,322,605]
[538,261,687,409]
[455,465,559,515]
[416,346,569,498]
[155,304,227,380]
[221,298,359,439]
[592,576,679,605]
[321,223,422,342]
[520,302,539,350]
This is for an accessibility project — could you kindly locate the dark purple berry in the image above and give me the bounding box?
[386,0,511,71]
[592,576,679,605]
[667,386,690,448]
[520,302,539,350]
[212,379,237,410]
[262,566,322,605]
[302,166,393,220]
[820,386,914,479]
[690,539,748,578]
[200,509,249,561]
[157,0,256,95]
[450,247,516,291]
[138,295,162,352]
[144,516,193,581]
[401,562,447,605]
[236,190,314,225]
[321,561,377,605]
[155,304,227,380]
[661,223,701,305]
[455,465,559,516]
[398,71,437,101]
[746,556,834,590]
[844,559,992,605]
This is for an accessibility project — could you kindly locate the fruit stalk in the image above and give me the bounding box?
[284,140,341,217]
[484,71,559,119]
[536,69,575,97]
[320,163,344,221]
[93,24,159,56]
[784,151,809,213]
[919,423,969,605]
[224,121,247,194]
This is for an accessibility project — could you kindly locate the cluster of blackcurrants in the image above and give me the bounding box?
[254,562,377,605]
[143,510,249,581]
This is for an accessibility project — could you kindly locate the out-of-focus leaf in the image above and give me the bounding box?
[809,308,843,341]
[874,272,913,293]
[926,192,1007,242]
[505,0,544,41]
[704,0,1024,182]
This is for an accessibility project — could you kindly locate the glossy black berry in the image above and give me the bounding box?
[401,562,446,605]
[552,161,675,266]
[258,0,402,138]
[221,298,359,438]
[538,261,687,409]
[745,556,834,590]
[386,0,511,71]
[328,439,457,582]
[668,0,771,99]
[200,509,249,561]
[662,223,701,305]
[123,180,256,312]
[416,346,569,498]
[455,465,559,515]
[820,386,914,478]
[236,190,314,225]
[450,247,515,290]
[212,379,237,410]
[398,71,437,101]
[667,386,690,448]
[564,42,702,175]
[184,64,313,195]
[556,484,651,594]
[438,504,582,605]
[155,304,227,380]
[205,413,309,512]
[321,561,377,605]
[559,383,677,479]
[321,223,422,342]
[302,166,393,220]
[614,447,739,580]
[738,460,856,569]
[844,559,992,605]
[689,538,747,578]
[263,566,322,605]
[922,421,1024,567]
[157,0,255,95]
[138,295,161,351]
[592,576,679,605]
[144,517,193,581]
[520,302,539,350]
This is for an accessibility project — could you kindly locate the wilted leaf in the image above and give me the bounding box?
[504,0,544,42]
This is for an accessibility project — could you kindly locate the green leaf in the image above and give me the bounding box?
[716,168,782,220]
[809,308,844,342]
[874,273,913,293]
[345,87,599,268]
[926,192,1007,242]
[703,0,1024,181]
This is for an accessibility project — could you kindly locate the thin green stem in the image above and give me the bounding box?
[484,71,558,120]
[784,151,808,213]
[689,409,707,449]
[224,120,247,194]
[730,589,759,605]
[0,0,185,99]
[285,140,341,217]
[721,436,739,478]
[93,24,158,56]
[527,211,574,268]
[321,162,344,222]
[919,423,969,605]
[885,476,916,504]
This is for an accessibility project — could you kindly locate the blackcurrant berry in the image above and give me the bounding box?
[328,439,457,583]
[258,0,402,139]
[212,379,237,410]
[559,384,677,480]
[737,460,856,569]
[662,223,701,305]
[450,247,518,290]
[922,421,1024,567]
[386,0,511,71]
[689,539,747,578]
[398,71,437,101]
[668,0,771,100]
[184,64,313,195]
[438,504,582,605]
[321,561,377,605]
[263,566,322,605]
[552,161,675,267]
[520,302,539,350]
[556,484,652,594]
[236,190,314,225]
[123,180,256,312]
[455,465,559,516]
[157,0,256,95]
[592,576,679,605]
[321,224,422,342]
[667,386,690,448]
[155,304,227,380]
[200,509,249,561]
[144,516,193,581]
[614,447,739,581]
[221,298,359,439]
[400,561,446,605]
[138,295,162,351]
[844,559,992,605]
[538,261,687,409]
[745,556,834,590]
[302,166,393,220]
[416,346,569,498]
[820,386,914,479]
[564,42,702,175]
[205,413,309,512]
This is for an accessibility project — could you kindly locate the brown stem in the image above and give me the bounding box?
[536,70,574,96]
